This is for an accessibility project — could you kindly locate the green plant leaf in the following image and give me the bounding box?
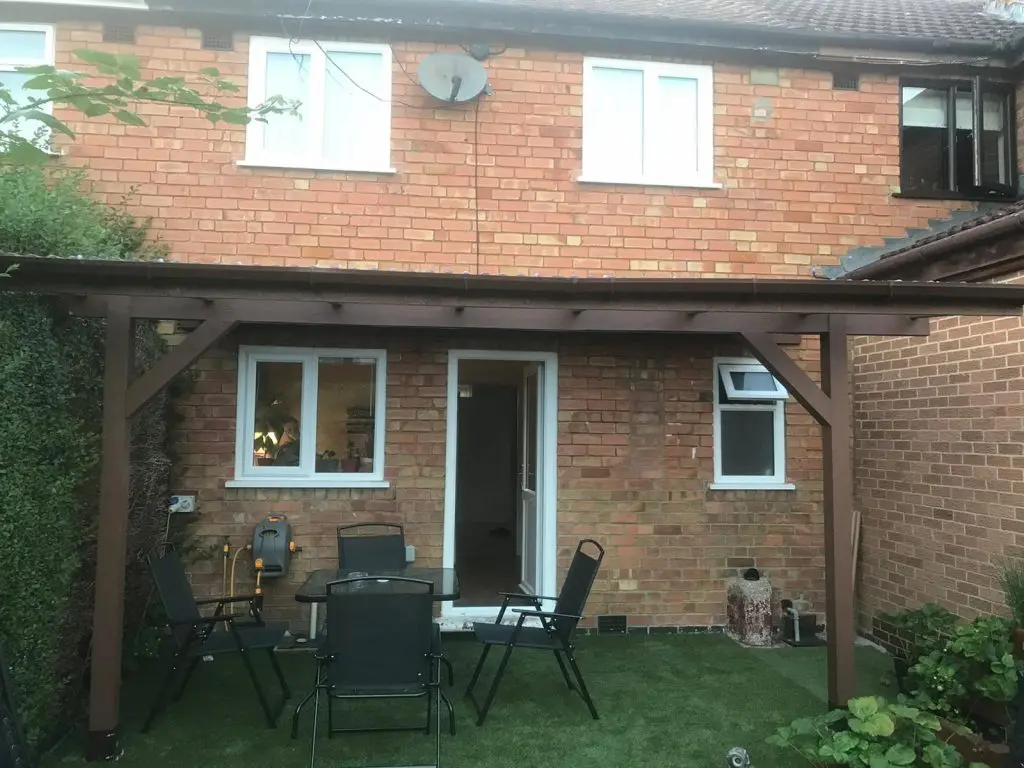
[199,66,221,77]
[112,110,146,127]
[848,696,880,720]
[868,755,891,768]
[15,110,75,138]
[884,744,916,766]
[72,48,120,69]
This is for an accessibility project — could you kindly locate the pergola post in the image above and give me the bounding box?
[86,298,133,761]
[820,316,856,707]
[741,319,856,708]
[85,311,238,760]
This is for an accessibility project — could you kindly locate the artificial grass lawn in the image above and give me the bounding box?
[46,634,893,768]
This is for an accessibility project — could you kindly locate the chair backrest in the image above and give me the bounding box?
[147,550,202,649]
[552,539,605,643]
[337,523,406,571]
[324,577,434,693]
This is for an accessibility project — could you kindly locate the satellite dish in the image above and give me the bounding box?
[417,52,488,104]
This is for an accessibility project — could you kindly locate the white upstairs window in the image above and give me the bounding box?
[712,358,791,490]
[0,24,55,145]
[243,37,393,173]
[581,57,715,188]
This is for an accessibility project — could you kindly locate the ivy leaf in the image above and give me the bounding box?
[868,755,891,768]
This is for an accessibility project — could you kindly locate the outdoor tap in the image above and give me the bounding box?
[254,557,265,611]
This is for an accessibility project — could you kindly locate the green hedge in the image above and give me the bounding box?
[0,167,175,747]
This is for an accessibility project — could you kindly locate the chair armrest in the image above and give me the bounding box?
[195,595,257,606]
[497,592,557,602]
[512,609,582,622]
[166,615,226,628]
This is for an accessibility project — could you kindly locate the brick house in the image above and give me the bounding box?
[3,0,1024,638]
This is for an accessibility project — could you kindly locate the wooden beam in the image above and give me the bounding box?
[125,318,237,418]
[86,298,133,761]
[740,331,834,425]
[62,297,932,337]
[821,315,857,708]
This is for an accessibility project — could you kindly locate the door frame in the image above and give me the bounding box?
[441,349,559,625]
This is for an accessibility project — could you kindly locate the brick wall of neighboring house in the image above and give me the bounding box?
[854,298,1024,632]
[48,22,975,278]
[178,328,824,630]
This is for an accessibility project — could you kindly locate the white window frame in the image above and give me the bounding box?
[580,57,716,188]
[711,357,793,491]
[0,24,55,145]
[719,362,789,401]
[228,346,389,489]
[240,36,394,173]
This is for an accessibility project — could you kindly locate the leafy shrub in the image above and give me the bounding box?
[996,556,1024,628]
[878,603,959,665]
[0,166,175,747]
[767,695,985,768]
[909,615,1021,738]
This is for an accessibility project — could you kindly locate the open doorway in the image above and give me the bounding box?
[453,360,524,606]
[442,350,557,623]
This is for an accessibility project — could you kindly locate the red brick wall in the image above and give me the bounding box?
[854,307,1024,629]
[179,329,825,629]
[47,21,974,277]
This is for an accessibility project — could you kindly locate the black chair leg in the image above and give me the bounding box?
[441,655,455,686]
[268,647,292,699]
[475,644,515,726]
[307,687,321,768]
[326,691,334,738]
[465,644,491,699]
[553,650,574,690]
[440,690,456,736]
[238,648,277,728]
[434,686,442,768]
[565,649,598,720]
[142,650,188,733]
[292,662,323,739]
[173,657,201,702]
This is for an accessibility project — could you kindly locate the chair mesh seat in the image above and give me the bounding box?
[472,622,559,650]
[197,622,289,655]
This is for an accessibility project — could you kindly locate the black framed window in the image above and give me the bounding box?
[900,80,1016,200]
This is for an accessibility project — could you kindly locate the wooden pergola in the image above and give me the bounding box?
[3,253,1024,760]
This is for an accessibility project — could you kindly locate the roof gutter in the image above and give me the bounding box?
[148,0,1013,56]
[843,209,1024,281]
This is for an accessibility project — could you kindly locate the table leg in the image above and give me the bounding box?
[308,603,319,641]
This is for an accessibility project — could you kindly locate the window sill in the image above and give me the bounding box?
[708,482,796,491]
[226,478,391,490]
[891,190,1018,203]
[237,159,397,175]
[577,175,723,190]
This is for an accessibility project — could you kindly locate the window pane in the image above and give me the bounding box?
[730,370,777,392]
[585,66,643,179]
[650,75,698,180]
[252,361,303,467]
[323,51,386,168]
[0,29,47,61]
[901,86,950,195]
[981,92,1009,186]
[262,52,310,154]
[315,357,376,474]
[721,410,775,477]
[0,72,42,142]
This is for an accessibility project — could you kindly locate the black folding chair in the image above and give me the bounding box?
[465,538,604,726]
[0,634,32,768]
[142,549,291,732]
[291,576,455,768]
[337,523,406,570]
[336,523,454,686]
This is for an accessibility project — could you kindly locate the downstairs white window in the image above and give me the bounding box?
[231,346,387,488]
[712,358,790,489]
[0,24,55,147]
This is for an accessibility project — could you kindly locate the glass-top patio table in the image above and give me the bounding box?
[295,567,460,602]
[295,567,460,640]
